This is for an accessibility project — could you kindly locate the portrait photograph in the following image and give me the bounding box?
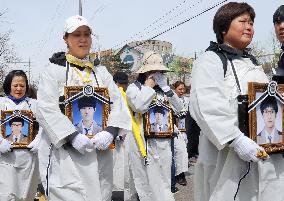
[176,117,186,131]
[0,110,34,148]
[248,82,284,153]
[64,86,110,138]
[143,104,173,138]
[72,96,103,136]
[256,93,282,145]
[149,106,169,132]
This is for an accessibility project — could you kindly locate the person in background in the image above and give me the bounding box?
[0,70,40,201]
[189,2,271,200]
[36,15,131,201]
[172,81,188,186]
[273,5,284,77]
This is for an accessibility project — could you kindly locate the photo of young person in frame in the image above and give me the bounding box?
[256,95,282,144]
[5,117,28,144]
[150,106,169,132]
[176,117,186,130]
[73,96,103,136]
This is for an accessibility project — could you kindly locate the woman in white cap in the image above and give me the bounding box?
[126,51,183,201]
[0,70,40,200]
[36,15,131,201]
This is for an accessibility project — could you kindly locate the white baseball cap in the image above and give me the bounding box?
[63,15,92,35]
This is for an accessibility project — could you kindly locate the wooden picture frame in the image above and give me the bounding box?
[64,85,110,139]
[0,110,34,149]
[248,81,284,153]
[143,101,174,138]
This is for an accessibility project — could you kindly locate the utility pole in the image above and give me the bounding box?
[7,59,31,83]
[79,0,82,16]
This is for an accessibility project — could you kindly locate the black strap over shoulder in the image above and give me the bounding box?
[205,41,259,78]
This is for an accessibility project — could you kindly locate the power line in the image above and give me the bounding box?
[134,0,202,42]
[112,0,194,49]
[128,0,228,50]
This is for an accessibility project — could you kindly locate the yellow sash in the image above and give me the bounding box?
[66,53,95,71]
[119,87,147,159]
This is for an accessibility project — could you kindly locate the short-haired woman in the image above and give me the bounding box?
[189,2,273,201]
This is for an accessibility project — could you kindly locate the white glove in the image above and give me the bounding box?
[229,134,268,162]
[27,135,41,153]
[71,134,93,154]
[153,72,170,92]
[91,131,114,150]
[0,139,12,154]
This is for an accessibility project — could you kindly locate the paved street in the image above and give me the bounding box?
[174,164,194,201]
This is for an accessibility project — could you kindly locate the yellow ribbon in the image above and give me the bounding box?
[73,67,92,84]
[119,87,147,159]
[66,54,95,71]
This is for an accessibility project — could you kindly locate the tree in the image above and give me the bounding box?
[249,32,281,76]
[100,51,131,75]
[168,55,193,83]
[0,11,20,95]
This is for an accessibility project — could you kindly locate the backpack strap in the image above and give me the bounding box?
[205,42,228,77]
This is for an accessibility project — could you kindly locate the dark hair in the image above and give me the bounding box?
[273,5,284,24]
[3,70,29,96]
[77,96,96,109]
[27,86,37,99]
[9,117,24,127]
[153,106,165,115]
[113,71,129,84]
[260,96,278,114]
[213,2,255,43]
[137,73,147,85]
[173,81,185,89]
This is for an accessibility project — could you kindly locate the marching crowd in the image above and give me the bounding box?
[0,2,284,201]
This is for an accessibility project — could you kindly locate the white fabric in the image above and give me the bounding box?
[36,63,131,201]
[126,81,183,201]
[91,131,114,150]
[229,133,263,162]
[0,97,39,201]
[173,126,188,176]
[27,130,42,153]
[0,139,12,154]
[153,72,170,92]
[189,51,284,201]
[97,149,113,201]
[72,133,93,154]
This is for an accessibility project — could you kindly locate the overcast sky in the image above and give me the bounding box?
[1,0,284,80]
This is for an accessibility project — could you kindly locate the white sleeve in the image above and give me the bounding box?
[126,83,156,114]
[96,66,132,131]
[189,52,241,150]
[36,65,78,148]
[167,92,183,113]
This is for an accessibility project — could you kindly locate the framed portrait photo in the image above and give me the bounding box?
[143,101,174,138]
[64,85,110,139]
[0,110,34,149]
[248,82,284,153]
[175,111,187,132]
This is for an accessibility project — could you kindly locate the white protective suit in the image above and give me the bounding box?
[36,62,132,201]
[126,83,182,201]
[189,50,284,201]
[0,97,39,201]
[174,96,189,176]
